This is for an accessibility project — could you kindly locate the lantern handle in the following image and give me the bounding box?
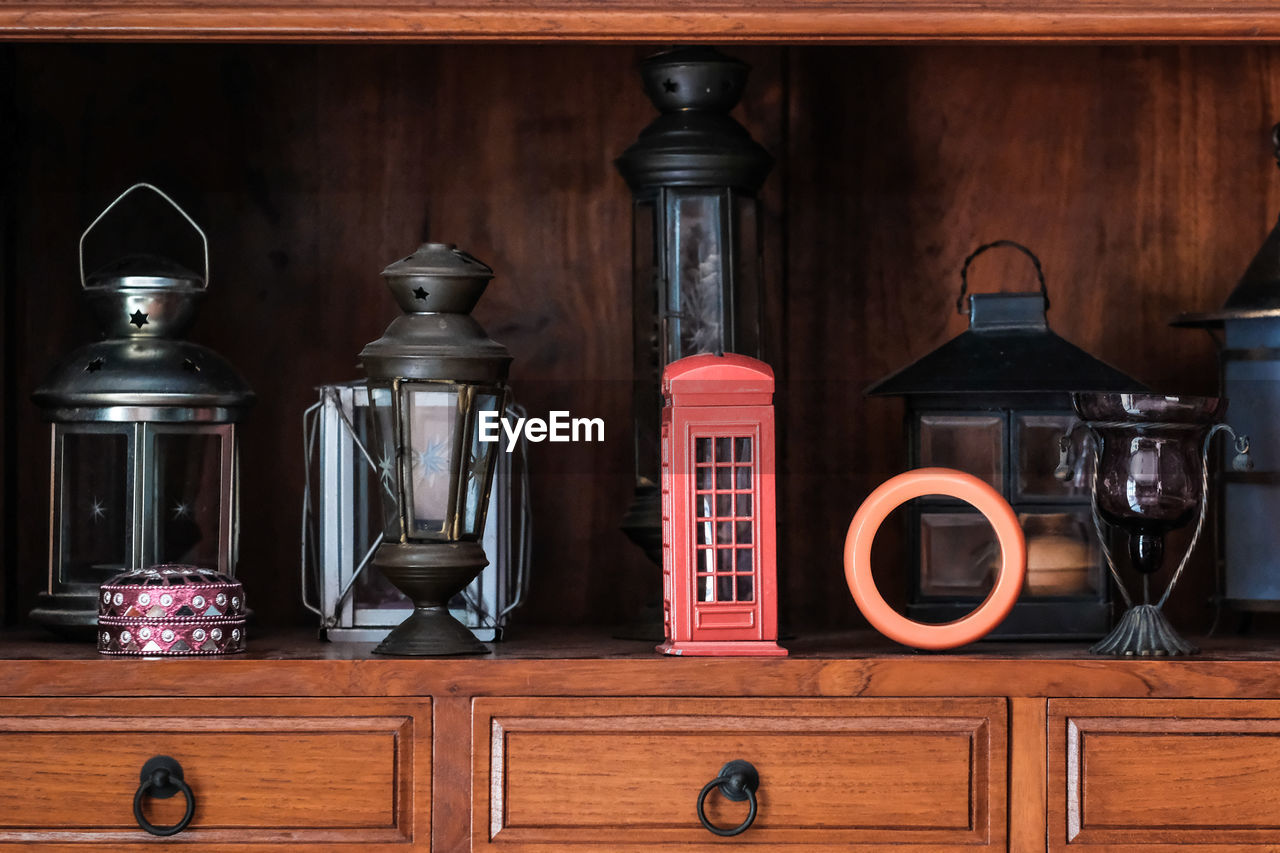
[956,239,1047,314]
[79,182,209,290]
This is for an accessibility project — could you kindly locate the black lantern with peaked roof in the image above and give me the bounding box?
[1174,123,1280,613]
[868,241,1145,639]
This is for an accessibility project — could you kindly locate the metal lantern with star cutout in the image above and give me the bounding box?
[359,242,511,656]
[31,183,254,638]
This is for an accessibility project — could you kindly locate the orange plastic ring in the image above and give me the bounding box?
[843,467,1026,651]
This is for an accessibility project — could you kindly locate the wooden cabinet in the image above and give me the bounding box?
[7,3,1280,853]
[0,696,429,851]
[474,696,1005,850]
[4,636,1280,850]
[1049,698,1280,850]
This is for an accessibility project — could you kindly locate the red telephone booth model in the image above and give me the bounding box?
[658,353,786,656]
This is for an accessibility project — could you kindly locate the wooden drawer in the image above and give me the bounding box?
[1049,698,1280,851]
[474,697,1006,851]
[0,697,428,850]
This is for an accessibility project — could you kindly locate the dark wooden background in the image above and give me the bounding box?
[1,43,1270,637]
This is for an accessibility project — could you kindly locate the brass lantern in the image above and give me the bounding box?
[359,243,511,656]
[31,183,254,637]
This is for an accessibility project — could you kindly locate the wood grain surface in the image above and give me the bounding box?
[5,44,1280,641]
[474,696,1005,850]
[1010,697,1048,852]
[8,629,1280,701]
[1049,699,1280,851]
[7,2,1280,42]
[0,696,428,850]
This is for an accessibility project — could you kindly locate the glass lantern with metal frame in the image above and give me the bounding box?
[301,380,531,643]
[867,241,1145,639]
[31,183,254,638]
[359,242,512,656]
[1174,122,1280,616]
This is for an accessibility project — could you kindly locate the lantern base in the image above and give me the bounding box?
[1090,604,1198,656]
[371,541,492,657]
[30,586,103,641]
[620,485,663,565]
[615,485,666,641]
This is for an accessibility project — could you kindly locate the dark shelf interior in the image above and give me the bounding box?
[4,43,1276,641]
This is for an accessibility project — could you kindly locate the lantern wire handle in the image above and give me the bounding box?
[956,239,1048,314]
[499,402,534,621]
[79,182,210,290]
[301,399,325,619]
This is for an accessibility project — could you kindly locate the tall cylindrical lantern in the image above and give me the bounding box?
[1175,124,1280,611]
[359,242,511,656]
[31,183,254,637]
[616,47,773,567]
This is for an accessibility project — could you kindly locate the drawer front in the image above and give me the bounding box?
[474,697,1006,851]
[1050,698,1280,851]
[0,697,428,850]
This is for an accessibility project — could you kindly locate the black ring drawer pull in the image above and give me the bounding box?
[696,759,759,837]
[133,755,195,837]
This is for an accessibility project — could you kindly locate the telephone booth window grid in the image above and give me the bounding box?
[693,435,755,603]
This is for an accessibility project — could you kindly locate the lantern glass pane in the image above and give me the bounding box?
[366,383,402,541]
[918,414,1004,490]
[632,197,661,490]
[667,190,725,360]
[59,430,130,584]
[153,431,223,568]
[918,512,998,597]
[729,190,762,357]
[1020,510,1098,596]
[403,385,461,538]
[1017,414,1091,500]
[460,389,504,538]
[350,384,407,612]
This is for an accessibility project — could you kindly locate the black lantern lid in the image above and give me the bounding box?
[1176,126,1280,326]
[868,242,1144,400]
[615,47,774,193]
[360,242,511,384]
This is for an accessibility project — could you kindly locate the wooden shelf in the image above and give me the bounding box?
[5,2,1280,43]
[7,628,1280,699]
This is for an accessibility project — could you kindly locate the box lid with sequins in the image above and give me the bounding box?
[98,564,247,655]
